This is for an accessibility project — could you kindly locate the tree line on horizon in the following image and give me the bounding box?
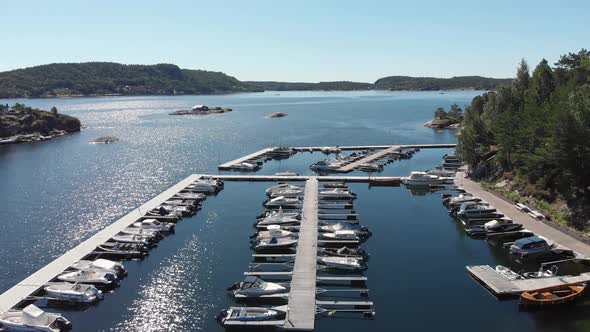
[0,62,511,98]
[457,49,590,229]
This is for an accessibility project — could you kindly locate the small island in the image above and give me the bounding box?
[0,103,81,145]
[169,104,232,116]
[424,103,463,129]
[265,112,288,118]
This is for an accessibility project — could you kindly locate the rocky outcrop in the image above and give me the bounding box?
[265,112,288,118]
[0,105,81,144]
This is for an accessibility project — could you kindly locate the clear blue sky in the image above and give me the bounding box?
[1,0,588,82]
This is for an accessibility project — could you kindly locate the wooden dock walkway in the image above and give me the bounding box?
[284,177,318,331]
[456,172,590,258]
[0,174,202,314]
[210,174,406,183]
[292,143,456,151]
[336,145,401,173]
[466,265,590,296]
[217,147,274,170]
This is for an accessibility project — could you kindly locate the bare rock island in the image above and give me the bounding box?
[265,112,288,118]
[170,104,232,116]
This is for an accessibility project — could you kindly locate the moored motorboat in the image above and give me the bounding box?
[71,258,126,277]
[403,171,453,186]
[133,218,175,232]
[318,246,369,259]
[318,222,370,236]
[318,256,366,271]
[44,282,103,303]
[95,242,148,259]
[216,305,287,324]
[319,230,362,241]
[257,207,300,226]
[120,227,161,241]
[520,283,586,306]
[228,276,287,297]
[265,183,301,195]
[232,162,260,171]
[523,265,558,279]
[465,219,521,236]
[111,234,153,245]
[0,304,71,332]
[264,196,302,208]
[510,236,552,257]
[319,188,356,199]
[252,237,298,251]
[57,270,118,287]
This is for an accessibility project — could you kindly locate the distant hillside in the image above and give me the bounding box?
[373,76,511,91]
[0,62,259,98]
[246,81,373,91]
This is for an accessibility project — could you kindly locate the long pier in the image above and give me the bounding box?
[219,144,456,170]
[217,147,274,170]
[336,145,401,172]
[211,174,403,183]
[0,174,202,314]
[284,177,319,331]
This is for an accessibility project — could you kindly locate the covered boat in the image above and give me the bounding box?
[44,283,103,303]
[319,188,356,199]
[228,276,287,297]
[520,283,586,306]
[510,236,552,257]
[319,230,362,241]
[318,246,369,259]
[0,304,71,332]
[57,270,118,287]
[465,219,521,236]
[96,242,148,259]
[252,225,297,241]
[265,183,301,194]
[71,258,126,277]
[264,196,302,208]
[111,234,152,245]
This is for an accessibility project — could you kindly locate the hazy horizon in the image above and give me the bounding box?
[2,0,588,82]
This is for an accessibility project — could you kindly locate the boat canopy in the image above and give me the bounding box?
[514,236,547,247]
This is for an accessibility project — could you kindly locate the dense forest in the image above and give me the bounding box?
[457,49,590,231]
[246,81,373,91]
[0,62,259,98]
[374,75,511,91]
[0,62,511,98]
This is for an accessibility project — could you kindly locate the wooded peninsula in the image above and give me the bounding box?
[0,62,510,98]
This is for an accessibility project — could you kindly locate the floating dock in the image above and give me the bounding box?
[284,177,319,331]
[219,144,456,170]
[335,145,401,173]
[0,174,202,314]
[466,265,590,297]
[211,174,404,183]
[217,147,275,170]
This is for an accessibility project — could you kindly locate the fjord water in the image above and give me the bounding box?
[1,91,588,332]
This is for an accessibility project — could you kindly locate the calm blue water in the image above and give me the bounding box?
[1,91,588,331]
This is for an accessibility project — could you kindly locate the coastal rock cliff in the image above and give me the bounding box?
[0,104,81,140]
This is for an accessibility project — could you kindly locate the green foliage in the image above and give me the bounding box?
[0,62,259,98]
[374,75,511,91]
[458,49,590,229]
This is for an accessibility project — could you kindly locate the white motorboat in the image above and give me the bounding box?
[444,193,481,207]
[228,276,287,297]
[318,256,366,271]
[523,265,558,279]
[0,304,71,332]
[268,188,304,198]
[403,171,453,186]
[457,202,497,218]
[310,160,344,172]
[252,237,298,251]
[217,305,287,324]
[265,196,302,208]
[357,162,382,172]
[186,181,219,193]
[319,188,356,199]
[111,234,152,245]
[71,258,126,277]
[57,270,118,286]
[133,218,175,232]
[495,265,523,280]
[320,146,341,154]
[173,192,206,201]
[44,283,103,303]
[253,225,297,240]
[120,227,160,240]
[257,208,300,226]
[232,162,259,171]
[319,222,370,236]
[319,230,361,241]
[265,183,301,194]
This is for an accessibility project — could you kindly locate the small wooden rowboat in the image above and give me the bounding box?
[520,283,586,306]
